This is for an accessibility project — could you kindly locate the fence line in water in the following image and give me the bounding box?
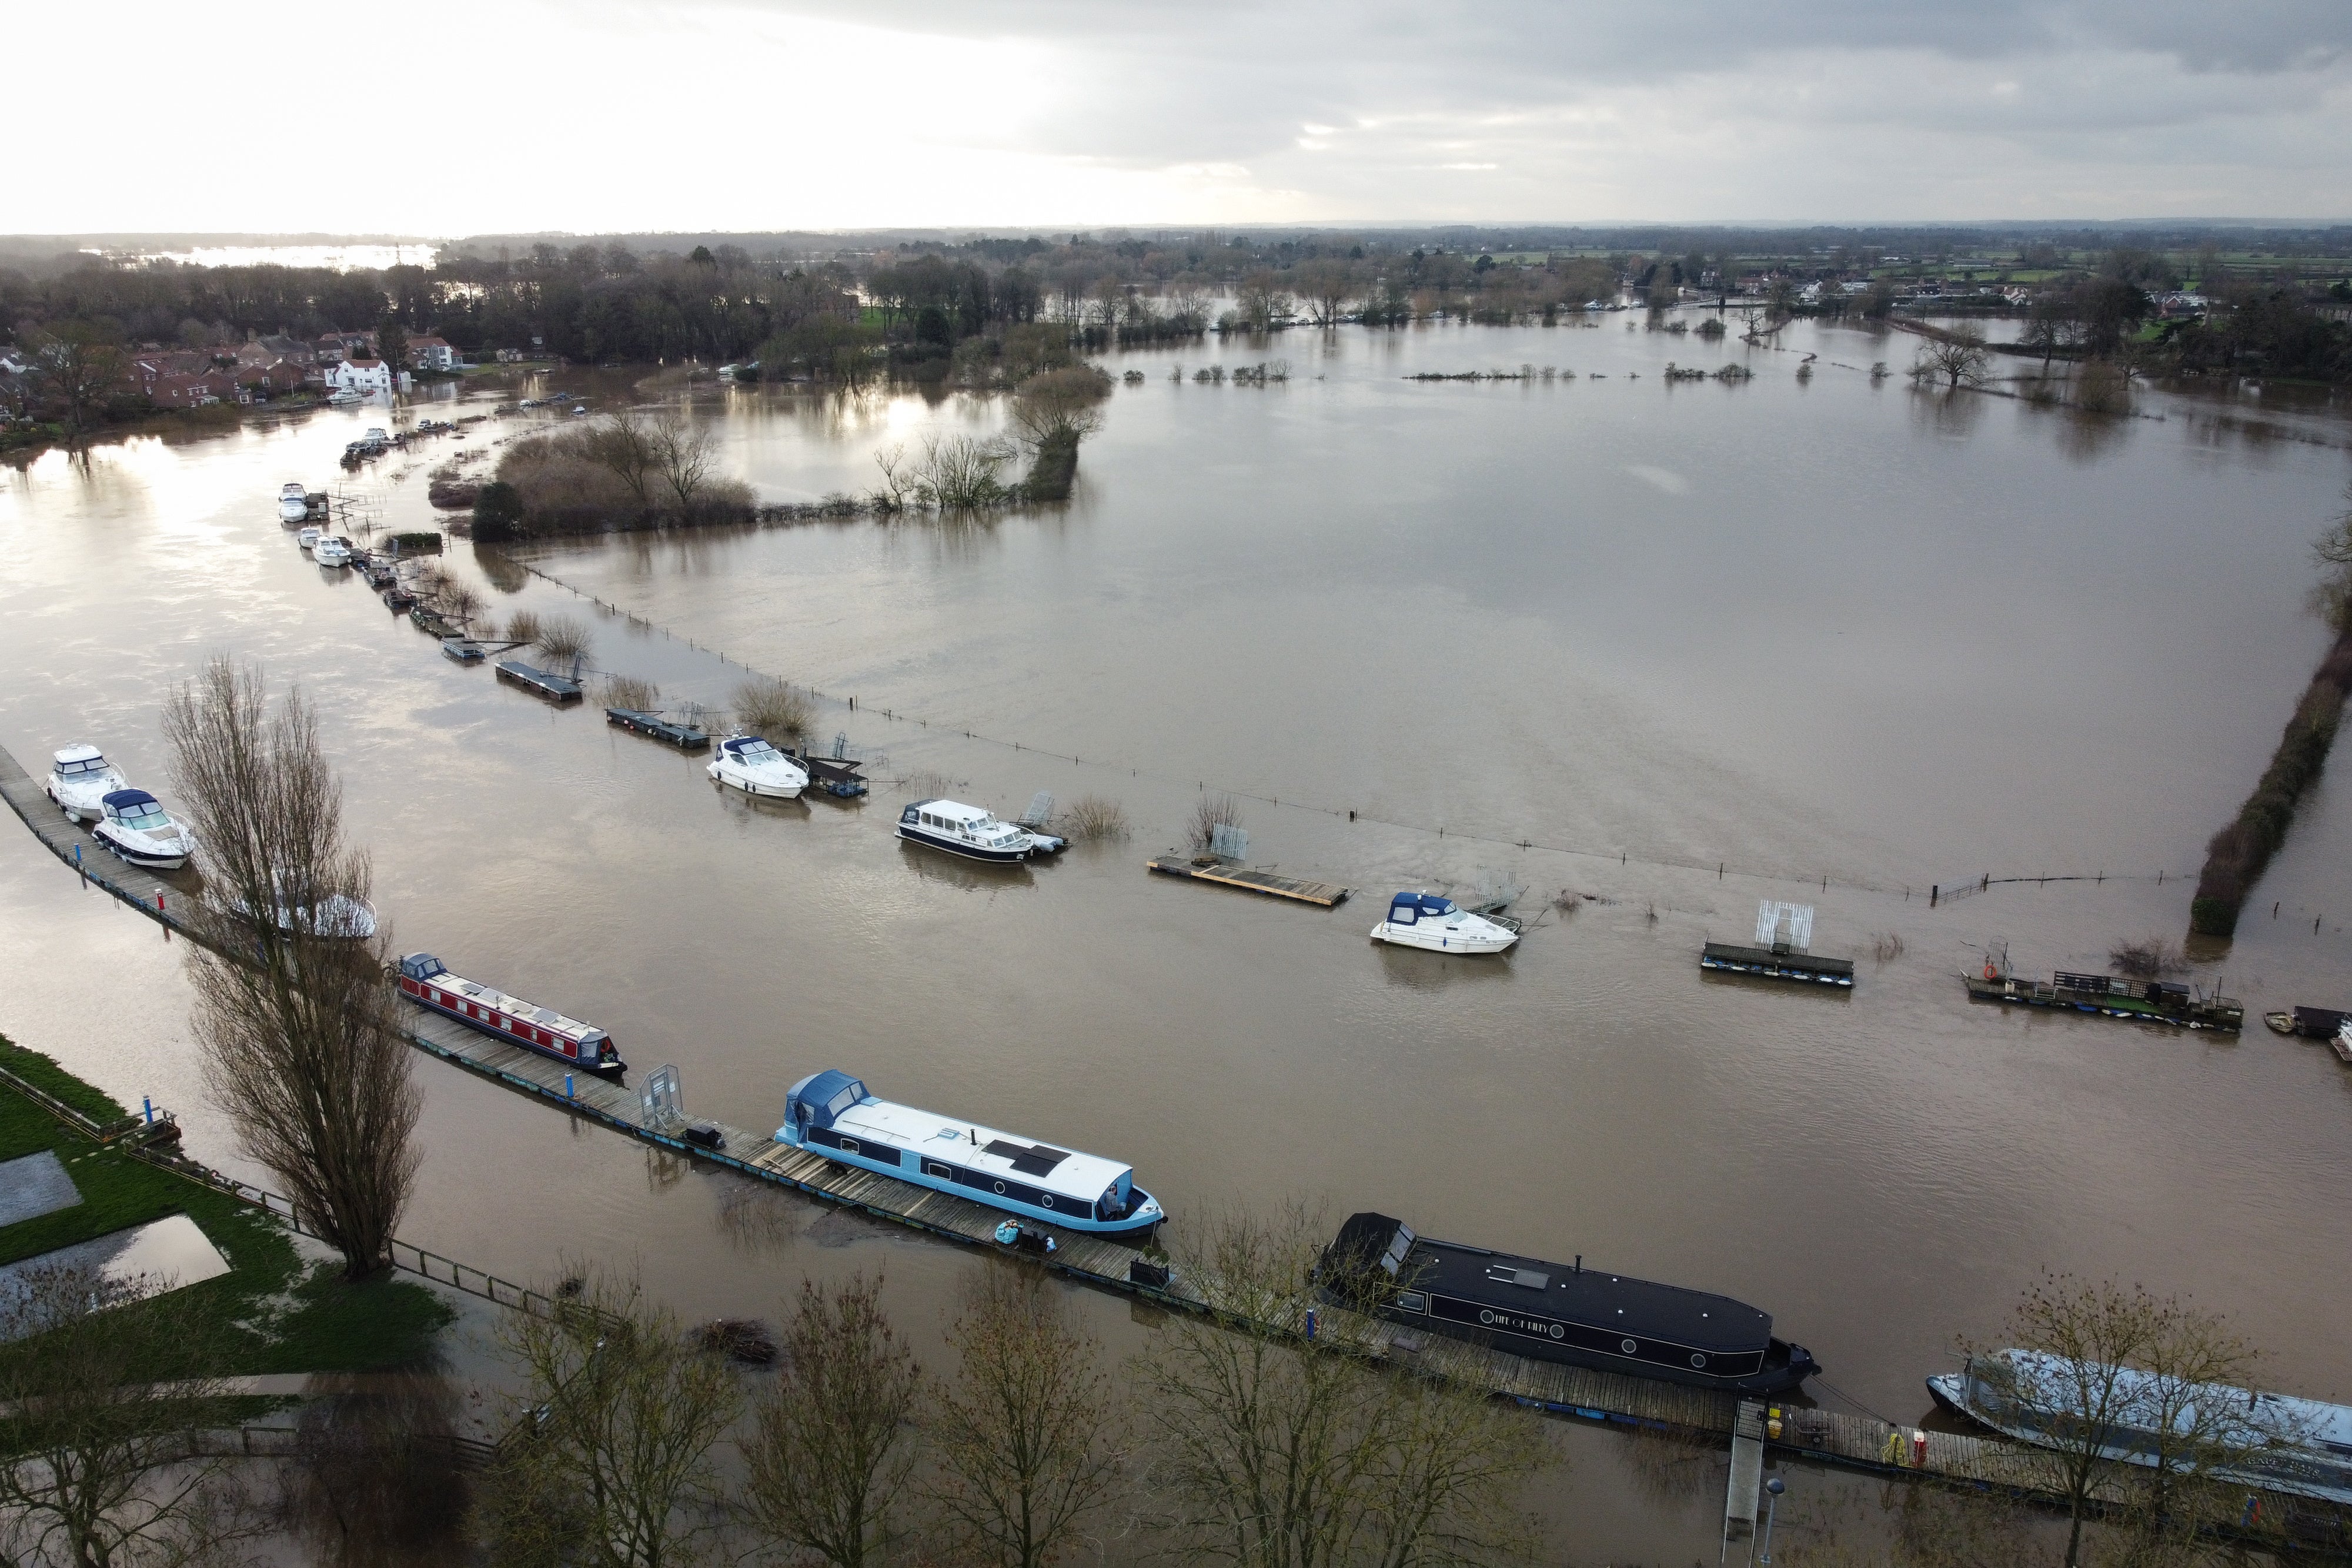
[514,561,2177,908]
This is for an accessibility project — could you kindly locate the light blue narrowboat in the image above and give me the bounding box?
[776,1070,1164,1238]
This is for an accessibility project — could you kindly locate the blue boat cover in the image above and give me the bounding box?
[101,789,158,810]
[786,1069,869,1131]
[723,735,768,754]
[1389,892,1456,917]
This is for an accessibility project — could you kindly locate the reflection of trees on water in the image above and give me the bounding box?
[1906,385,1986,440]
[2053,407,2132,464]
[717,1183,804,1257]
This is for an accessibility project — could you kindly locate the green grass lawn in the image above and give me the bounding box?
[0,1035,452,1380]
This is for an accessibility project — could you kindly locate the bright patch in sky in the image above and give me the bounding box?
[10,0,2351,232]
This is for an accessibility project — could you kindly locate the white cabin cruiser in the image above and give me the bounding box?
[778,1069,1164,1238]
[215,871,379,940]
[44,745,127,823]
[897,798,1038,863]
[707,735,808,799]
[278,482,310,522]
[1370,891,1519,954]
[297,525,323,551]
[314,536,352,567]
[91,790,194,870]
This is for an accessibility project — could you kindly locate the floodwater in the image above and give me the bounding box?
[5,316,2352,1560]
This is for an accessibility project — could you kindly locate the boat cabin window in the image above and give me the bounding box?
[825,1082,865,1117]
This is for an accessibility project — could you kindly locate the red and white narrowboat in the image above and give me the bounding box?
[395,953,626,1076]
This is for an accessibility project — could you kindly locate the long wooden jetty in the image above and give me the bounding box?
[496,660,583,704]
[1700,941,1855,988]
[1146,854,1351,907]
[605,708,709,751]
[9,741,2346,1537]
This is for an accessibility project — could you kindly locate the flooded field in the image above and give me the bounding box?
[5,315,2350,1560]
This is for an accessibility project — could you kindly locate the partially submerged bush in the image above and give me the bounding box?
[600,674,660,711]
[533,613,591,665]
[1186,794,1244,856]
[502,609,543,647]
[1061,795,1130,842]
[734,677,813,738]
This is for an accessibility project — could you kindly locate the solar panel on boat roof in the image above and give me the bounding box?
[984,1139,1073,1176]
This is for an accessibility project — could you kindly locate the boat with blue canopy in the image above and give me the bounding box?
[1369,891,1519,954]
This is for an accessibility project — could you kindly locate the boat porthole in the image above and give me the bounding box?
[1690,1353,1707,1369]
[993,1181,1005,1195]
[1479,1309,1495,1326]
[1621,1338,1638,1355]
[1549,1325,1565,1340]
[1041,1195,1053,1208]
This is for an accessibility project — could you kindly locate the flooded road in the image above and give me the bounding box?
[5,316,2351,1560]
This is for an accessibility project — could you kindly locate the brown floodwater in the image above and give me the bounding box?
[4,317,2351,1562]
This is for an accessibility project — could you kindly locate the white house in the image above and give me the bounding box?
[407,336,461,372]
[325,357,400,396]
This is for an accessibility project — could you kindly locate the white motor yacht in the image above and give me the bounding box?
[897,798,1038,863]
[314,536,352,567]
[1369,891,1520,954]
[215,871,379,940]
[297,525,323,551]
[44,744,128,823]
[707,735,809,799]
[91,790,195,870]
[278,482,310,523]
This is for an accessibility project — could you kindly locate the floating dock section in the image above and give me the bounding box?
[1700,942,1855,988]
[1146,855,1350,907]
[605,708,709,750]
[495,660,583,705]
[1964,969,2243,1032]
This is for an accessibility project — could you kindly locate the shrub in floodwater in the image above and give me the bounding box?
[533,613,591,665]
[503,609,543,647]
[2192,634,2352,936]
[601,674,660,711]
[1061,795,1129,842]
[2109,934,2185,978]
[734,677,813,739]
[1872,932,1906,962]
[1186,794,1244,856]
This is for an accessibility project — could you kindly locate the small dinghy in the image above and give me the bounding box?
[278,482,310,523]
[396,953,626,1076]
[897,798,1038,862]
[1369,891,1519,954]
[315,536,352,567]
[297,525,323,551]
[777,1070,1164,1237]
[44,744,127,823]
[91,789,194,869]
[708,735,808,800]
[2266,1011,2297,1036]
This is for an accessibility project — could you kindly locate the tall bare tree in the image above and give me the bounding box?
[166,657,419,1279]
[1006,367,1110,453]
[1294,262,1358,327]
[739,1273,922,1568]
[1134,1204,1552,1568]
[0,1264,259,1568]
[648,409,717,511]
[589,410,658,508]
[1962,1272,2274,1568]
[29,320,128,435]
[1912,326,1991,389]
[477,1266,741,1568]
[926,1266,1127,1568]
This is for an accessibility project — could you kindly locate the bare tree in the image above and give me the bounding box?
[1237,273,1294,333]
[286,1369,473,1567]
[915,434,1017,510]
[1962,1272,2272,1568]
[443,582,483,632]
[1133,1204,1552,1568]
[0,1264,259,1568]
[1294,262,1359,327]
[478,1265,741,1568]
[649,409,718,511]
[166,658,419,1280]
[589,410,659,508]
[739,1273,922,1568]
[1005,367,1110,453]
[1911,327,1991,389]
[926,1266,1126,1568]
[29,320,128,434]
[1186,794,1244,856]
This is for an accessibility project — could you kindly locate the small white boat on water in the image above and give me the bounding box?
[896,798,1042,863]
[1369,891,1519,954]
[278,482,310,523]
[707,735,808,799]
[297,525,323,551]
[91,790,194,870]
[314,536,352,567]
[44,744,127,823]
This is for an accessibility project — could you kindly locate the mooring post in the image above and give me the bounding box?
[1930,884,1939,906]
[564,1074,574,1101]
[142,1096,153,1126]
[73,843,83,883]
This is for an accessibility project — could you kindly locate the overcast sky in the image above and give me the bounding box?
[19,0,2352,235]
